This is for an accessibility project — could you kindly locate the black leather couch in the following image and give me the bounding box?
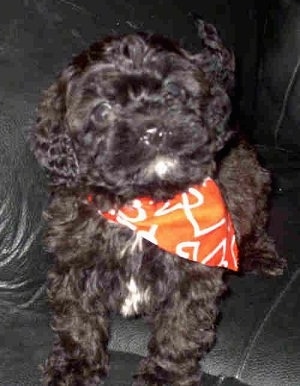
[1,1,299,385]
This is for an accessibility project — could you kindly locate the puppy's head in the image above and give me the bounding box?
[31,21,235,202]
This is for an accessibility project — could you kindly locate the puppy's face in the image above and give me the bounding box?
[34,32,233,201]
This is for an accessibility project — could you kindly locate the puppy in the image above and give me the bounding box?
[30,19,285,386]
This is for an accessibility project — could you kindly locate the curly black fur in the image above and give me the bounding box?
[30,20,285,385]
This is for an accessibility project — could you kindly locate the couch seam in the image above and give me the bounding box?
[274,55,300,145]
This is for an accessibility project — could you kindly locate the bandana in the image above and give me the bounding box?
[90,178,238,271]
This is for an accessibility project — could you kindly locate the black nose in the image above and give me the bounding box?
[141,127,165,146]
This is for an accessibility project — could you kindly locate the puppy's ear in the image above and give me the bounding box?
[189,17,236,150]
[30,68,79,187]
[190,17,235,95]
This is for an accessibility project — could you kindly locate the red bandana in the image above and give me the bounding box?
[92,178,239,271]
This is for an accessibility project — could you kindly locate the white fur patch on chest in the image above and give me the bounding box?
[121,277,150,317]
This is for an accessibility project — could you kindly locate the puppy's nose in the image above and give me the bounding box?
[142,127,165,146]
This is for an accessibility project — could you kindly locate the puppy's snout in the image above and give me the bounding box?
[141,127,166,146]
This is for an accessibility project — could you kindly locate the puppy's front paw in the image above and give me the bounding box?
[132,358,170,386]
[133,358,202,386]
[42,358,108,386]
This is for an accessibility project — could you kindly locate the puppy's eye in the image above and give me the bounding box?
[165,82,183,97]
[91,102,112,121]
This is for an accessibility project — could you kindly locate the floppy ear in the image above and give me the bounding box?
[189,17,236,150]
[30,68,79,187]
[191,17,235,94]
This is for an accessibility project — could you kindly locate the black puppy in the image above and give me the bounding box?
[30,19,285,385]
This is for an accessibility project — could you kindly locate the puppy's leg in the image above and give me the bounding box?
[42,194,110,385]
[43,265,110,386]
[133,265,226,386]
